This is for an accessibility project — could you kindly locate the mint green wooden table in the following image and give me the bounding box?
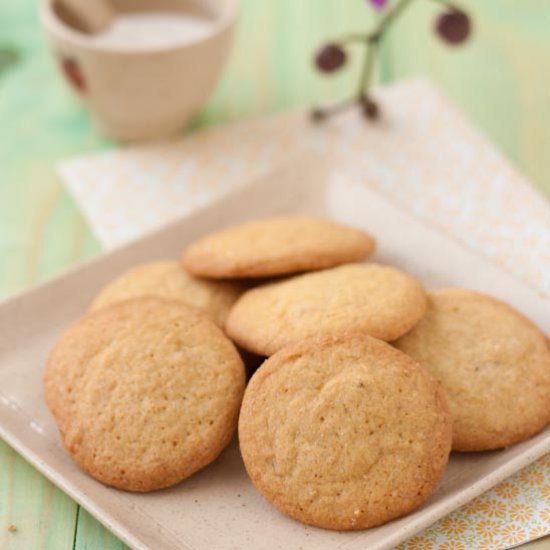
[1,1,549,548]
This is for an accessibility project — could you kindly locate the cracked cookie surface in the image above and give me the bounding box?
[44,297,246,492]
[394,289,550,451]
[238,334,452,530]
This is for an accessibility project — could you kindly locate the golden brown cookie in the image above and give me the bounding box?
[394,289,550,452]
[226,263,427,356]
[239,334,452,530]
[44,298,245,492]
[90,261,242,327]
[181,217,375,279]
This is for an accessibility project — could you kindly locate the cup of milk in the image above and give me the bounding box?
[41,0,238,141]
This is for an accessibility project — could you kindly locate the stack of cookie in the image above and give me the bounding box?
[44,217,550,532]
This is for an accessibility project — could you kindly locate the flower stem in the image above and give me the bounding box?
[375,0,417,40]
[356,0,416,108]
[339,33,372,44]
[312,0,425,121]
[358,39,378,101]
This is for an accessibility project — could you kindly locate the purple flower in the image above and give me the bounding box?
[369,0,388,10]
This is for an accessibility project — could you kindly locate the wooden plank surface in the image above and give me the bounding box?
[0,441,78,549]
[0,0,548,548]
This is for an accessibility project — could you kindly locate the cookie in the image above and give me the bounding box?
[90,261,242,327]
[44,298,246,492]
[394,289,550,451]
[226,263,427,356]
[181,217,375,279]
[239,334,452,530]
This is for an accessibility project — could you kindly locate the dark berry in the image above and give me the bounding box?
[311,108,328,122]
[361,97,380,120]
[315,44,347,73]
[436,9,471,45]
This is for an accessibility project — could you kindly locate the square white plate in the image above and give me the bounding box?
[1,160,549,550]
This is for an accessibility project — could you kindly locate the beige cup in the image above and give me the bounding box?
[40,0,238,141]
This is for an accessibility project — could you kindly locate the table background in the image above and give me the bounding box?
[1,1,549,548]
